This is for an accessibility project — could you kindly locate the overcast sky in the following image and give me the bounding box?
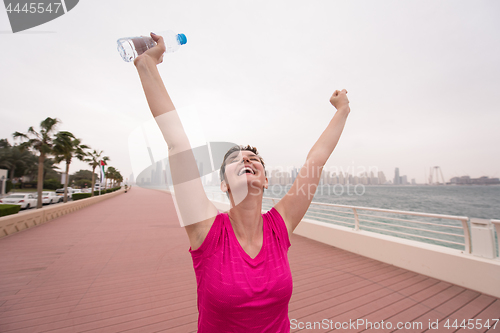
[1,0,499,184]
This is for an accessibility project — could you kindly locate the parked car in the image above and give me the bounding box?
[94,184,105,191]
[72,189,82,194]
[81,188,92,193]
[37,191,61,204]
[0,193,37,209]
[55,187,74,200]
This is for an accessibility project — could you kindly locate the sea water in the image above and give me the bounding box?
[205,185,500,219]
[272,185,500,220]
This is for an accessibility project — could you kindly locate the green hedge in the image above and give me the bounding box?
[73,189,121,200]
[91,187,121,196]
[72,193,92,201]
[0,204,21,217]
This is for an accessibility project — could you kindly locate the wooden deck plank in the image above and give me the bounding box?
[454,299,500,333]
[290,264,405,303]
[318,276,437,332]
[438,294,497,332]
[0,187,498,333]
[289,274,431,332]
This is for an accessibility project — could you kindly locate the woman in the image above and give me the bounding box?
[134,32,350,332]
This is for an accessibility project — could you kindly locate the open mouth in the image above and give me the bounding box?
[238,166,255,176]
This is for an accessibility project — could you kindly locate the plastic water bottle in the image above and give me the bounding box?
[117,30,187,62]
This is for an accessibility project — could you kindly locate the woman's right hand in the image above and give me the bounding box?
[134,32,166,66]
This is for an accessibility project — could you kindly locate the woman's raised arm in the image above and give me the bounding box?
[134,33,218,249]
[274,90,350,234]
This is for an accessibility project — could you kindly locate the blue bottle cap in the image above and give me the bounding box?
[177,33,187,45]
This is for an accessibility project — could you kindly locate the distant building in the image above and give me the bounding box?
[471,176,500,185]
[378,171,387,184]
[450,176,471,185]
[359,172,366,185]
[280,171,290,185]
[291,167,299,183]
[339,172,345,185]
[449,175,500,185]
[331,173,338,184]
[394,168,400,185]
[393,168,412,185]
[322,170,330,185]
[269,170,279,186]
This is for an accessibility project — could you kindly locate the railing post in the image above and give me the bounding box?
[469,218,496,258]
[459,218,471,254]
[490,219,500,258]
[353,208,359,231]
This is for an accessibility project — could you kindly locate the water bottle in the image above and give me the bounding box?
[117,30,187,62]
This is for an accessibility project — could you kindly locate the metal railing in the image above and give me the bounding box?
[205,192,472,253]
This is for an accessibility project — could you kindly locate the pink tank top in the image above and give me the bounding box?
[189,207,293,332]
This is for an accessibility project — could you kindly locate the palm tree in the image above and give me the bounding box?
[23,154,39,181]
[114,170,123,188]
[105,166,116,189]
[43,158,60,181]
[13,117,60,208]
[105,166,123,188]
[0,139,13,173]
[0,139,9,149]
[69,169,94,189]
[85,150,110,197]
[53,131,89,203]
[0,140,33,181]
[12,147,34,181]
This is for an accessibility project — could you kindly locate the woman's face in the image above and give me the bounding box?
[221,150,268,200]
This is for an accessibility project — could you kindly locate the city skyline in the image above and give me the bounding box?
[157,162,499,188]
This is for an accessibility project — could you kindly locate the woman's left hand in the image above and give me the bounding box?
[330,89,350,113]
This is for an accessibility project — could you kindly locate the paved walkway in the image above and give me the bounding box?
[0,187,498,332]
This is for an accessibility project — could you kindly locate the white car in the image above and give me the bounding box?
[56,188,74,199]
[0,193,37,209]
[38,191,61,204]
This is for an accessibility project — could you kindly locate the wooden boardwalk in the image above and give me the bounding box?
[0,187,498,332]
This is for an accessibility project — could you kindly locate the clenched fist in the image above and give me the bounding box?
[330,89,350,114]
